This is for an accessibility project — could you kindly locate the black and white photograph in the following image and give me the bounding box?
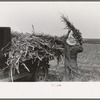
[0,1,100,82]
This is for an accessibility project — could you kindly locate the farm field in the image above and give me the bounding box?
[48,43,100,82]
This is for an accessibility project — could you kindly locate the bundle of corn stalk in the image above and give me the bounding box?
[61,15,83,44]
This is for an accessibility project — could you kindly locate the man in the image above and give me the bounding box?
[63,30,83,81]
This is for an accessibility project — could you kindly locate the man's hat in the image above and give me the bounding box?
[66,31,76,45]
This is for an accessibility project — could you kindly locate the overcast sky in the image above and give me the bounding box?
[0,2,100,38]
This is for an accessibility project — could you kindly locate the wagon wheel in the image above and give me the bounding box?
[34,65,48,81]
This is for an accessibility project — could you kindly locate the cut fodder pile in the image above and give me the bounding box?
[61,15,83,44]
[2,15,83,81]
[3,32,64,79]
